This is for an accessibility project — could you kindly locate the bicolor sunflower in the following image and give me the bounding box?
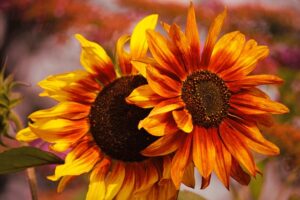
[16,15,194,199]
[126,4,289,189]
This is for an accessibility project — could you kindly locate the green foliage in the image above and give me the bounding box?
[249,160,267,200]
[0,66,23,145]
[178,190,206,200]
[0,146,64,174]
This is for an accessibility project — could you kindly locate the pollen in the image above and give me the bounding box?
[181,70,231,128]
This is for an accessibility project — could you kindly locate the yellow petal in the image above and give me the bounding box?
[57,176,75,193]
[86,159,111,200]
[16,127,38,142]
[115,166,135,200]
[130,14,158,59]
[75,34,116,84]
[105,162,125,200]
[126,84,164,109]
[48,143,101,181]
[172,109,193,133]
[29,102,90,121]
[29,118,89,144]
[148,98,185,117]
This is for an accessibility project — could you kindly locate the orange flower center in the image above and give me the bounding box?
[89,75,158,162]
[181,70,231,128]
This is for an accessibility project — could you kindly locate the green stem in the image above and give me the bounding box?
[10,111,39,200]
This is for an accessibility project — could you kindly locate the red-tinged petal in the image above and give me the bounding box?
[148,97,185,117]
[161,21,171,33]
[230,93,289,115]
[75,34,116,85]
[105,162,125,200]
[182,161,195,188]
[200,9,227,67]
[209,31,245,73]
[219,120,256,176]
[133,162,158,196]
[171,134,192,188]
[115,165,135,200]
[211,129,231,189]
[146,65,182,98]
[230,158,251,185]
[126,84,164,108]
[227,75,283,92]
[186,2,200,71]
[139,112,178,136]
[146,30,187,80]
[193,126,215,178]
[29,101,90,121]
[169,24,191,73]
[141,131,186,156]
[227,118,279,155]
[172,109,193,133]
[117,34,132,75]
[86,158,111,200]
[201,175,211,189]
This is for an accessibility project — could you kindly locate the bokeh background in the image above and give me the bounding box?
[0,0,300,199]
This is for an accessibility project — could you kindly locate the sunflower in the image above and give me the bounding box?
[126,3,289,189]
[16,15,193,199]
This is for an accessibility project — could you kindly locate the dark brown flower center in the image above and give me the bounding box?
[181,70,231,128]
[89,75,158,162]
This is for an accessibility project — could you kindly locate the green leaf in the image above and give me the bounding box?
[249,161,267,200]
[0,147,64,174]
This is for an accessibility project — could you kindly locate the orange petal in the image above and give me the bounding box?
[220,40,269,80]
[133,162,158,196]
[86,158,111,200]
[29,101,90,121]
[146,30,186,80]
[186,2,200,71]
[75,34,116,85]
[171,134,192,188]
[146,65,182,98]
[230,93,289,115]
[57,176,75,193]
[115,165,135,200]
[227,118,279,155]
[209,31,245,73]
[139,112,178,137]
[201,175,211,189]
[172,109,193,133]
[148,97,185,117]
[211,129,231,189]
[116,34,132,75]
[193,126,215,178]
[48,143,101,181]
[141,131,186,156]
[182,161,195,188]
[230,158,251,185]
[200,8,227,67]
[219,120,256,176]
[227,75,283,92]
[126,84,164,108]
[105,162,126,200]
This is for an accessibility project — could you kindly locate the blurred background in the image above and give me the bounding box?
[0,0,300,199]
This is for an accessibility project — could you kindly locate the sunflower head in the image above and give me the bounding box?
[16,14,186,199]
[127,2,289,189]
